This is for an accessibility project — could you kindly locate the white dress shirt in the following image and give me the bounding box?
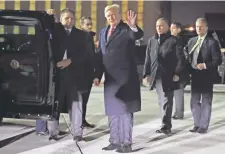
[63,28,72,60]
[192,33,207,69]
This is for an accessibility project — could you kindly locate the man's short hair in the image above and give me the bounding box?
[104,4,120,14]
[157,17,169,26]
[171,21,183,30]
[80,16,92,25]
[60,8,75,17]
[196,18,208,26]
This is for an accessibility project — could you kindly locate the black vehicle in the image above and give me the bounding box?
[0,10,57,123]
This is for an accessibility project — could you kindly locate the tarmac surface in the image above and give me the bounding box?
[0,84,225,154]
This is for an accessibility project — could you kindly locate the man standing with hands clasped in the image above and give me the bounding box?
[46,8,89,142]
[93,4,143,153]
[188,18,222,134]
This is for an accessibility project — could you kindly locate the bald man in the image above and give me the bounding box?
[143,18,185,134]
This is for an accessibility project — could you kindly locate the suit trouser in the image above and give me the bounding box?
[48,92,83,137]
[82,84,92,122]
[190,91,213,129]
[155,79,174,129]
[173,87,184,118]
[108,113,133,145]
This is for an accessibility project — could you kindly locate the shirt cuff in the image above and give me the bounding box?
[130,26,138,32]
[203,63,207,69]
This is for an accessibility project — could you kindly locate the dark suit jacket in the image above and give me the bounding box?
[51,23,89,105]
[95,21,143,113]
[176,35,190,87]
[82,30,96,84]
[188,35,222,92]
[143,32,186,92]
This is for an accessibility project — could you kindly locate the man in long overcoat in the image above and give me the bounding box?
[47,8,89,142]
[93,4,143,153]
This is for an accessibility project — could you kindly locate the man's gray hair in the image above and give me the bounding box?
[60,8,75,17]
[104,4,120,14]
[157,17,169,25]
[196,18,208,26]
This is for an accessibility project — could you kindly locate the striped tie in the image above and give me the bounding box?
[107,26,115,40]
[189,38,202,54]
[191,38,202,69]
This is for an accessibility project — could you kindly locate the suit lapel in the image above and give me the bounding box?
[189,37,198,55]
[199,36,207,53]
[106,21,123,47]
[102,27,108,45]
[106,27,121,46]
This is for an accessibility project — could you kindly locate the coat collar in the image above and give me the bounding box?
[81,29,96,37]
[105,20,124,46]
[154,32,171,45]
[189,35,209,54]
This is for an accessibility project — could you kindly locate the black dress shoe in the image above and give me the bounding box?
[156,127,171,134]
[36,131,49,136]
[49,135,58,141]
[197,128,207,134]
[82,121,95,128]
[189,126,199,133]
[102,143,121,151]
[116,144,132,153]
[172,115,184,120]
[73,136,83,142]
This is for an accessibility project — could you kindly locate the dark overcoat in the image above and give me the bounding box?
[188,35,222,92]
[143,32,186,92]
[51,23,89,111]
[83,31,96,85]
[95,21,143,115]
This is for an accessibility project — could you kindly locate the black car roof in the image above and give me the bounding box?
[0,10,55,30]
[0,10,48,19]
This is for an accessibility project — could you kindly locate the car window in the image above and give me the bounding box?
[0,25,35,35]
[0,16,39,53]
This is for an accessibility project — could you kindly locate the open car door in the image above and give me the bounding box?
[0,10,56,120]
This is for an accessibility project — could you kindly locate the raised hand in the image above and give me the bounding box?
[125,10,137,28]
[46,9,56,15]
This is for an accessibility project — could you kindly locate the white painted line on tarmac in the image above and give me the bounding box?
[18,99,225,154]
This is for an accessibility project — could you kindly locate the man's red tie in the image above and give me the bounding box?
[107,26,115,39]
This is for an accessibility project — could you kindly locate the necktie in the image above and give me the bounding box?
[191,38,202,69]
[190,38,202,54]
[107,26,115,40]
[66,29,70,35]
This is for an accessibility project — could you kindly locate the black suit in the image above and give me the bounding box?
[50,23,89,137]
[81,30,96,124]
[188,35,222,130]
[52,24,89,109]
